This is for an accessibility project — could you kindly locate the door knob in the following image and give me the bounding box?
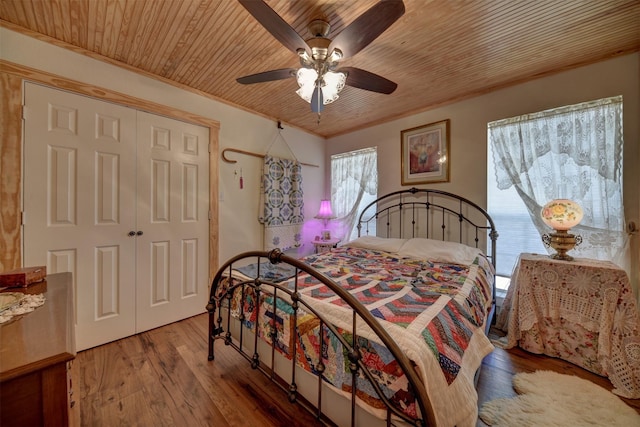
[136,230,143,236]
[128,231,136,237]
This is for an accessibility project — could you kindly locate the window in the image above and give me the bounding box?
[488,96,626,288]
[330,147,378,242]
[486,163,547,279]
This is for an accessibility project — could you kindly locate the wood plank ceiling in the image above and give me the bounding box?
[1,0,639,138]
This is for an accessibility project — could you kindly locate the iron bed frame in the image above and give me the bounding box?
[207,188,498,427]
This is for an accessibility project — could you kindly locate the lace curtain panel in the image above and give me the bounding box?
[259,155,304,250]
[489,95,628,271]
[330,147,377,241]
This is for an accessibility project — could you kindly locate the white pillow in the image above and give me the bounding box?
[397,238,482,265]
[343,236,407,254]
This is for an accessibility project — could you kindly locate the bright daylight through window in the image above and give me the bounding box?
[330,147,378,242]
[487,96,626,290]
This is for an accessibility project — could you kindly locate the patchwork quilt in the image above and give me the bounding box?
[219,246,495,426]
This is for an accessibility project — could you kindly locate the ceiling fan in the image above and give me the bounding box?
[236,0,405,114]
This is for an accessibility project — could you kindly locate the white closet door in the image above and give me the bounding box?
[23,83,210,350]
[23,82,138,350]
[135,111,209,332]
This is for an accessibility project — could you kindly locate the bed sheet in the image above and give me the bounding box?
[219,246,495,426]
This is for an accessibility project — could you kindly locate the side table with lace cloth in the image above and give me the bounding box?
[496,253,640,399]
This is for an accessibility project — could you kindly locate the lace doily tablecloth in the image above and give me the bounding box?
[497,253,640,399]
[0,292,46,323]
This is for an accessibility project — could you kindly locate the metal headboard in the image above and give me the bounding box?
[356,187,498,270]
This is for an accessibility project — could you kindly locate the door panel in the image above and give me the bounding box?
[24,83,138,350]
[135,111,209,332]
[24,84,209,349]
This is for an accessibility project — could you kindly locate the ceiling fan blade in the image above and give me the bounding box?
[340,67,398,94]
[329,0,405,59]
[236,68,296,84]
[238,0,310,54]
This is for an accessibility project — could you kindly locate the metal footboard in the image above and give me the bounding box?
[207,249,435,427]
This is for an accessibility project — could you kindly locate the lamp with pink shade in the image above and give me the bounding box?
[315,199,335,240]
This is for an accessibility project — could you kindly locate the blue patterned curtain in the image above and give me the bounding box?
[259,155,304,250]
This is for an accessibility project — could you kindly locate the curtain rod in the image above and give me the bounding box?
[221,148,319,168]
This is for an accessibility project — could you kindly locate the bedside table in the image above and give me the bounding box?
[497,253,640,399]
[312,238,340,254]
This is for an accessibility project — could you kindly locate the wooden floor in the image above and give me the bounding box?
[477,330,640,426]
[76,314,640,426]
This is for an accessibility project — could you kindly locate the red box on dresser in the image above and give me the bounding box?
[0,266,46,288]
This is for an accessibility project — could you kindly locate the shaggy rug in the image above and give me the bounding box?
[479,370,640,427]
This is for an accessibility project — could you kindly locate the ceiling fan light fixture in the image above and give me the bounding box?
[236,0,404,118]
[328,48,343,63]
[295,68,346,106]
[297,49,314,68]
[295,68,317,102]
[322,70,347,103]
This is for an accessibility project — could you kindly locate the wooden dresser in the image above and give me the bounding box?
[0,272,78,426]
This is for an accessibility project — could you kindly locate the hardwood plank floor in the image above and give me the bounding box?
[76,314,639,426]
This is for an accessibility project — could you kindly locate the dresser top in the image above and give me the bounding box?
[0,272,75,382]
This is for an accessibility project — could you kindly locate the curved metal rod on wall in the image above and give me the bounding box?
[221,147,319,168]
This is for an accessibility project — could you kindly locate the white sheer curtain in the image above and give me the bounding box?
[331,147,377,241]
[489,96,628,270]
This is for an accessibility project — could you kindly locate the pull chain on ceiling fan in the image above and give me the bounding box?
[236,0,405,120]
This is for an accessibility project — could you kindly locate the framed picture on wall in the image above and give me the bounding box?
[401,119,450,185]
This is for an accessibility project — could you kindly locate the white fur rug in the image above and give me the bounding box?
[479,370,640,427]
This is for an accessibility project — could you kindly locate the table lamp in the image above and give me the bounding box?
[541,199,583,261]
[315,199,335,240]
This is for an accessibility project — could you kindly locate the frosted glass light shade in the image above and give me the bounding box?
[541,199,583,231]
[296,69,346,105]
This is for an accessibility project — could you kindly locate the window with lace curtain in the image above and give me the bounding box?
[487,96,627,289]
[330,147,378,242]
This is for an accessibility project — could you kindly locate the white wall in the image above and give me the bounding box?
[0,27,327,264]
[327,53,639,294]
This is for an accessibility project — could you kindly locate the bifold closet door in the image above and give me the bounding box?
[23,82,138,350]
[134,111,209,332]
[23,83,210,350]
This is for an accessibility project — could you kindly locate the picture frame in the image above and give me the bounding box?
[401,119,450,185]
